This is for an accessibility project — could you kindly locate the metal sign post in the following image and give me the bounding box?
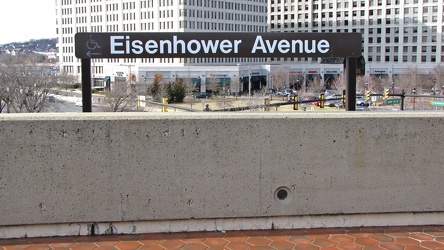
[346,57,357,111]
[81,59,92,112]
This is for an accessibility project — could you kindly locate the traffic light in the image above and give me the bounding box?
[384,88,390,99]
[365,90,371,101]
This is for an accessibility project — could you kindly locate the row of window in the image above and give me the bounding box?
[180,21,265,32]
[368,55,443,63]
[123,12,136,21]
[272,6,441,19]
[91,25,102,32]
[369,45,444,54]
[61,0,73,5]
[368,45,443,54]
[60,8,72,15]
[61,47,74,53]
[271,0,439,8]
[69,0,267,12]
[62,21,264,32]
[181,0,266,9]
[122,2,136,10]
[63,66,74,74]
[370,35,442,43]
[90,5,103,12]
[61,37,74,44]
[271,17,443,28]
[81,57,265,65]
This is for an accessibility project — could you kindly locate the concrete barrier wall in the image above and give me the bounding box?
[0,112,443,230]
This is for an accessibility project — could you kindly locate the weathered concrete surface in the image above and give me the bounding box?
[0,112,443,227]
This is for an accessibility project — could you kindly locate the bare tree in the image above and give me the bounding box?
[309,75,323,92]
[0,62,57,113]
[103,80,137,112]
[231,76,241,96]
[431,65,444,94]
[57,72,78,91]
[356,75,371,93]
[331,74,346,94]
[206,76,220,96]
[289,73,303,89]
[0,70,14,113]
[182,76,195,98]
[306,77,323,94]
[393,70,416,94]
[271,68,288,92]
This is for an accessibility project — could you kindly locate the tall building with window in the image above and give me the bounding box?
[56,0,268,89]
[269,0,443,81]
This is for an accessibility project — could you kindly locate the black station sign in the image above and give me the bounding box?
[75,32,362,59]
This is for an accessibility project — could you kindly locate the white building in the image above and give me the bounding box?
[56,0,268,92]
[56,0,444,92]
[269,0,444,83]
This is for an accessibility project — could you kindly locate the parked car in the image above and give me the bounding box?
[276,89,296,96]
[47,95,56,103]
[324,90,338,96]
[356,97,369,106]
[335,102,345,108]
[324,97,340,107]
[266,88,277,94]
[75,100,83,107]
[302,96,320,106]
[286,89,295,96]
[195,92,212,98]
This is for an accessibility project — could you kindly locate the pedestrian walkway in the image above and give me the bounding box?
[1,225,444,249]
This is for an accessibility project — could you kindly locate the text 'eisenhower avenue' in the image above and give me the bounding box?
[110,35,330,56]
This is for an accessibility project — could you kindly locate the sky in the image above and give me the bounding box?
[0,0,55,44]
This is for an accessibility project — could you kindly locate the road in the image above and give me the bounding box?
[46,90,104,112]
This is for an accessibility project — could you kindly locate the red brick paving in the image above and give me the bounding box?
[1,225,444,249]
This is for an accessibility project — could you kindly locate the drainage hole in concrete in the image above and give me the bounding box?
[277,189,288,201]
[274,187,291,203]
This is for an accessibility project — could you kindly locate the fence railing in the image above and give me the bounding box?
[141,91,444,112]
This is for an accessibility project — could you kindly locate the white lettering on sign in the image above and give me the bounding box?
[110,36,242,55]
[110,36,124,54]
[109,35,330,56]
[251,36,330,54]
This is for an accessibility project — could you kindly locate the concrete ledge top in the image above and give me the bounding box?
[0,111,443,121]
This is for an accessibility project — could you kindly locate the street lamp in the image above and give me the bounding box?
[270,76,273,90]
[248,65,251,104]
[433,79,436,94]
[238,63,251,103]
[392,81,395,94]
[303,72,306,92]
[412,87,416,110]
[120,64,134,85]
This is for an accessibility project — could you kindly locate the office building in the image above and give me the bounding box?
[56,0,268,91]
[269,0,444,83]
[57,0,444,92]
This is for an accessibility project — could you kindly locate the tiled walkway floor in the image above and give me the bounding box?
[1,225,444,250]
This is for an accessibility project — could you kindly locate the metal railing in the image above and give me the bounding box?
[140,91,444,112]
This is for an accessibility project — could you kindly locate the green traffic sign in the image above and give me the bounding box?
[386,99,400,105]
[431,100,444,106]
